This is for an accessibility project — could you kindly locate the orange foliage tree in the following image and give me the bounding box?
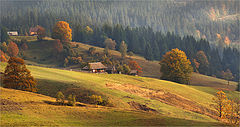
[0,50,8,62]
[52,21,72,42]
[128,61,142,75]
[7,41,19,57]
[3,57,37,92]
[160,48,193,84]
[37,25,46,40]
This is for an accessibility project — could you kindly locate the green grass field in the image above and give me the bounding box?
[1,62,238,126]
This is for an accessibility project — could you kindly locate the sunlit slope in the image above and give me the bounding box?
[0,87,225,126]
[0,62,232,126]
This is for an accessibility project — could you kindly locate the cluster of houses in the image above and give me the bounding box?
[82,62,138,75]
[7,26,39,36]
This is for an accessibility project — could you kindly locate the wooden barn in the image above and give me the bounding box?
[82,62,107,73]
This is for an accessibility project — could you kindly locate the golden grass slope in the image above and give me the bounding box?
[1,62,236,126]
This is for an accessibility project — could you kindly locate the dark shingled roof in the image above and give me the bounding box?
[83,62,107,70]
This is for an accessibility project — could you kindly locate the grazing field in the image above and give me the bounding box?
[1,62,238,126]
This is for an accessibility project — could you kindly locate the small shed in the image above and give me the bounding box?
[106,66,117,74]
[82,62,107,73]
[7,31,18,36]
[130,70,138,76]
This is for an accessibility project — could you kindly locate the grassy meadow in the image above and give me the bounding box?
[1,61,238,126]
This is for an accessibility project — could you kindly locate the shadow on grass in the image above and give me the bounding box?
[36,78,103,104]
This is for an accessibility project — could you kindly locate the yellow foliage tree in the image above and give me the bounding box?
[160,48,193,84]
[52,21,72,42]
[213,91,227,118]
[213,91,240,125]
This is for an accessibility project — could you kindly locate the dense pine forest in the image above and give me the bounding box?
[0,0,239,81]
[1,0,240,44]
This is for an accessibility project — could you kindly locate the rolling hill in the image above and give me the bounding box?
[0,61,239,126]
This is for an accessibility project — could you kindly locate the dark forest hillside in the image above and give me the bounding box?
[1,0,239,45]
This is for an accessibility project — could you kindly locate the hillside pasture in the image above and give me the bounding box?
[1,62,237,126]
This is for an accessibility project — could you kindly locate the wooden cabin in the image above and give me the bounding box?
[82,62,107,73]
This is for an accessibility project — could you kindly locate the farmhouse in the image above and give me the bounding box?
[82,62,107,73]
[7,31,18,36]
[29,26,39,36]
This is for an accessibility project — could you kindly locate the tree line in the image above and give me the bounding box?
[72,24,239,82]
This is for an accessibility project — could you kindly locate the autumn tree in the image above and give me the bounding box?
[196,51,209,75]
[128,61,143,75]
[52,21,72,42]
[56,91,65,105]
[0,50,8,62]
[104,38,116,50]
[193,59,200,72]
[0,42,8,53]
[53,39,63,54]
[117,65,123,73]
[122,64,131,74]
[221,69,234,85]
[85,26,93,34]
[224,99,240,124]
[160,48,193,84]
[7,41,19,57]
[213,91,228,118]
[3,57,37,92]
[36,25,46,40]
[119,41,127,58]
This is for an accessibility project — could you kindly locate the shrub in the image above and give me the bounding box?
[56,91,65,105]
[89,95,103,105]
[68,94,76,106]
